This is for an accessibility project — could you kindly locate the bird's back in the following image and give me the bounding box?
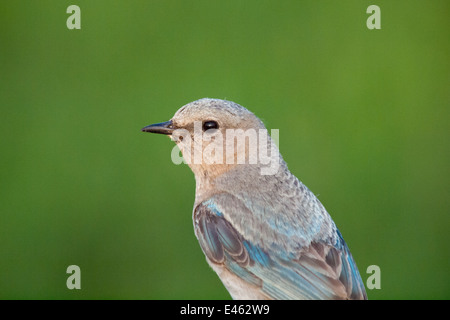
[193,164,367,300]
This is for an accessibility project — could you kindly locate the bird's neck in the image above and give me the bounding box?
[192,160,288,205]
[191,163,236,204]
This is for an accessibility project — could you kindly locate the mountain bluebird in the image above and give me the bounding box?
[142,98,367,300]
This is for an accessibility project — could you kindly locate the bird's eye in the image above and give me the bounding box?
[202,120,219,131]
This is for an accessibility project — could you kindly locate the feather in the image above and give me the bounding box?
[194,196,367,300]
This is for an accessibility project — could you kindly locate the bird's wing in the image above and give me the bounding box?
[194,196,367,300]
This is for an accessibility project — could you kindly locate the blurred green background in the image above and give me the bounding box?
[0,0,448,299]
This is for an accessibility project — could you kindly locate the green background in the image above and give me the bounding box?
[0,1,448,299]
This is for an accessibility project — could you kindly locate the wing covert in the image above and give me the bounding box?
[194,196,367,300]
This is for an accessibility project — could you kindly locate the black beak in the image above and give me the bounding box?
[141,120,174,135]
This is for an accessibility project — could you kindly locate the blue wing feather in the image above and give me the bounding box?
[194,196,367,300]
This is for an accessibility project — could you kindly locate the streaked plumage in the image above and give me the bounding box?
[142,98,367,300]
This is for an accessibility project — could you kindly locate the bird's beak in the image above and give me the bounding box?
[141,120,174,135]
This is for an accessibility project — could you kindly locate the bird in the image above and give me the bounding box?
[141,98,367,300]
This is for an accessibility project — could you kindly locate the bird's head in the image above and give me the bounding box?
[142,98,280,180]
